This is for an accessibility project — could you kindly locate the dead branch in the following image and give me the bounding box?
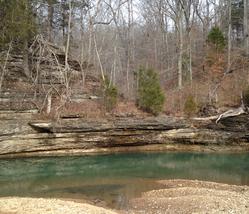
[215,107,246,123]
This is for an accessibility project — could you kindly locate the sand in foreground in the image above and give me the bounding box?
[0,198,117,214]
[126,179,249,214]
[0,180,249,214]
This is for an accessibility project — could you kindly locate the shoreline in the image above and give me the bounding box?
[1,144,249,159]
[0,179,248,214]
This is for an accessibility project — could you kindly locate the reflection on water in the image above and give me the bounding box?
[0,152,249,209]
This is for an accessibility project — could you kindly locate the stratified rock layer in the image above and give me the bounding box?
[0,112,249,158]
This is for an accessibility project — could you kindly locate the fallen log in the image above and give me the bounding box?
[194,106,248,124]
[215,107,247,123]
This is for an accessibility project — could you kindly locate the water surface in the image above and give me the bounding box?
[0,152,249,209]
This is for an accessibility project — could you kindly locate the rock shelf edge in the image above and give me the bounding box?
[0,114,249,158]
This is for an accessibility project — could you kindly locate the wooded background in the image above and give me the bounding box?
[0,0,249,116]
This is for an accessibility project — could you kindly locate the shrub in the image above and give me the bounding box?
[242,86,249,107]
[103,78,118,112]
[137,68,165,115]
[184,95,197,117]
[207,27,226,51]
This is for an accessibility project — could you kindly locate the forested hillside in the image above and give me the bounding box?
[0,0,249,118]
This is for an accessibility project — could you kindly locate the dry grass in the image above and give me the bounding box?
[62,100,104,119]
[113,101,149,117]
[33,99,105,120]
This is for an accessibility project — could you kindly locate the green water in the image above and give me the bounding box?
[0,152,249,209]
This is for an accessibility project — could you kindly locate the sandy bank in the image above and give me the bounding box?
[0,180,249,214]
[0,197,117,214]
[126,179,249,213]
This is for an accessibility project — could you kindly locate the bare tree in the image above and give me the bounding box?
[227,0,232,72]
[162,0,184,89]
[244,0,249,55]
[126,0,133,94]
[47,0,55,42]
[179,0,199,85]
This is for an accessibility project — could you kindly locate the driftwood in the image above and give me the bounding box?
[215,107,247,123]
[193,115,220,121]
[193,107,247,123]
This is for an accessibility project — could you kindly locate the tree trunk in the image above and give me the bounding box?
[65,0,72,69]
[112,31,118,85]
[126,0,132,96]
[47,0,54,43]
[23,39,30,78]
[64,0,72,97]
[87,16,93,70]
[178,14,183,90]
[189,35,192,85]
[244,0,249,55]
[227,0,232,72]
[94,32,105,83]
[80,9,86,88]
[46,93,52,114]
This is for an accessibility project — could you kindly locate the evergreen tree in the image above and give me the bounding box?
[137,68,165,115]
[0,0,37,77]
[0,0,37,47]
[207,27,226,51]
[184,95,197,117]
[243,86,249,107]
[103,77,118,112]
